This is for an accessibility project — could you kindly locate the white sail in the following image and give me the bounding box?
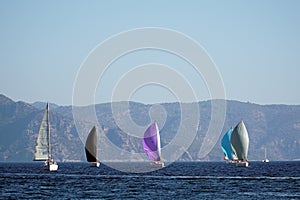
[33,103,58,171]
[34,104,49,160]
[230,121,249,162]
[155,122,162,161]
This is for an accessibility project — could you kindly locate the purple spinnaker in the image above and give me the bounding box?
[142,123,160,161]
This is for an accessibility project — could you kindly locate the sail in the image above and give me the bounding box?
[230,121,249,161]
[85,126,98,163]
[221,128,235,160]
[34,104,49,161]
[142,122,162,162]
[264,148,267,159]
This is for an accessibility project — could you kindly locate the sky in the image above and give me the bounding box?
[0,0,300,105]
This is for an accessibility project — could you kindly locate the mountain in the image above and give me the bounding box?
[0,95,83,162]
[0,94,299,162]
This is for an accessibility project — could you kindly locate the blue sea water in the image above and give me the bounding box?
[0,161,299,199]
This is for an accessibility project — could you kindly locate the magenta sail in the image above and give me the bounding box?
[142,122,161,162]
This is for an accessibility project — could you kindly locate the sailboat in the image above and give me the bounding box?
[221,128,237,163]
[33,103,58,171]
[85,126,100,167]
[142,122,164,167]
[230,120,249,167]
[262,147,269,163]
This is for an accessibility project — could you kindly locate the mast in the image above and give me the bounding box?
[155,122,162,161]
[47,103,50,159]
[34,103,50,161]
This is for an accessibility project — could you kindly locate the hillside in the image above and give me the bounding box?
[0,95,83,162]
[0,94,299,162]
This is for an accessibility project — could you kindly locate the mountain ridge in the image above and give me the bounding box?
[0,94,299,162]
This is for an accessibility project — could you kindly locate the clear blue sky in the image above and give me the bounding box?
[0,0,299,105]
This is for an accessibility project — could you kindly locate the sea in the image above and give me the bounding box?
[0,161,299,199]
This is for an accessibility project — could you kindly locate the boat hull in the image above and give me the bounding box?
[226,160,237,164]
[151,161,165,168]
[236,162,249,167]
[49,163,58,171]
[89,162,100,167]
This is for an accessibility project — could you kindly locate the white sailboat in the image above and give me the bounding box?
[230,120,249,167]
[33,103,58,171]
[142,122,164,168]
[85,126,100,167]
[262,147,269,163]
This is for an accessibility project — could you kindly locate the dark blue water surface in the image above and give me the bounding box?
[0,161,299,199]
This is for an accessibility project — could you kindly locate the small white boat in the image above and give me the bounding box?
[262,147,269,163]
[45,158,58,171]
[85,126,100,167]
[34,103,58,171]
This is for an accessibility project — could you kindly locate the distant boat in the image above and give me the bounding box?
[230,121,249,167]
[221,128,237,163]
[262,147,269,163]
[33,103,58,171]
[142,122,164,167]
[85,126,100,167]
